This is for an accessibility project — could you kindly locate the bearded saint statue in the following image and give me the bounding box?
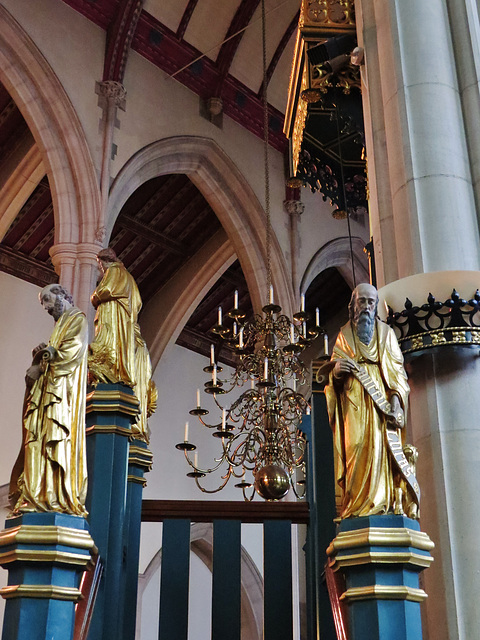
[9,284,88,515]
[325,283,419,519]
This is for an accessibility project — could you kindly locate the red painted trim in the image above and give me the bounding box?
[176,0,199,39]
[62,1,287,151]
[133,12,287,152]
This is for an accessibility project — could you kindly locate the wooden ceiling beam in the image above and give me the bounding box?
[176,0,199,40]
[118,213,187,256]
[258,10,299,97]
[215,0,260,92]
[103,0,145,82]
[0,131,44,242]
[132,11,287,152]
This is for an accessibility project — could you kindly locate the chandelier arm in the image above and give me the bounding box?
[242,484,256,501]
[193,470,232,494]
[290,478,306,500]
[185,449,225,474]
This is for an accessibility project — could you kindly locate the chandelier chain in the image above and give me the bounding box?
[261,0,272,293]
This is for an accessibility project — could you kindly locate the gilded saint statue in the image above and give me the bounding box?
[89,248,157,442]
[325,283,420,519]
[9,284,88,515]
[89,247,141,387]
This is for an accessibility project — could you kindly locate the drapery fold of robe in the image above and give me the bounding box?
[14,306,88,515]
[131,323,157,443]
[89,262,142,387]
[325,319,409,519]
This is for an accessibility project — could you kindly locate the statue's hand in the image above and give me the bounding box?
[32,342,47,358]
[333,359,356,379]
[389,394,405,428]
[26,364,42,382]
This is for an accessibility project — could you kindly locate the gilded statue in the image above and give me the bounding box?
[325,283,420,519]
[89,248,157,442]
[89,247,141,387]
[132,323,157,443]
[9,284,88,515]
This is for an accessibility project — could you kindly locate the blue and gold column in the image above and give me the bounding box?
[0,512,94,640]
[327,515,434,640]
[85,383,139,640]
[120,439,153,640]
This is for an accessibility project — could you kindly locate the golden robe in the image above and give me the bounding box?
[131,323,158,443]
[89,262,142,387]
[325,320,409,519]
[13,307,88,515]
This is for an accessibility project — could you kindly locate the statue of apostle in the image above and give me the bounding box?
[89,248,142,387]
[325,283,419,519]
[89,248,157,442]
[9,284,88,515]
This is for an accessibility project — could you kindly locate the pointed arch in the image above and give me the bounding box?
[0,6,101,247]
[107,136,295,365]
[300,236,369,294]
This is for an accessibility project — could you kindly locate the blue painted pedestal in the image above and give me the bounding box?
[0,512,94,640]
[120,439,153,640]
[327,515,434,640]
[85,383,139,640]
[85,383,152,640]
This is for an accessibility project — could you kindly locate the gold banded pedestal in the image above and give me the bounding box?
[0,512,94,640]
[85,383,140,640]
[327,515,434,640]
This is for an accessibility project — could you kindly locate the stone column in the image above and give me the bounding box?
[357,0,480,286]
[356,2,480,638]
[77,241,103,324]
[284,188,304,300]
[49,241,102,322]
[96,81,126,215]
[49,242,77,294]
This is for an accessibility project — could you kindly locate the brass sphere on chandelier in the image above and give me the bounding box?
[254,464,290,501]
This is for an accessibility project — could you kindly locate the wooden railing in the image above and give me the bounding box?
[141,500,309,640]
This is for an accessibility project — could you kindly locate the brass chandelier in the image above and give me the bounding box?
[175,0,325,500]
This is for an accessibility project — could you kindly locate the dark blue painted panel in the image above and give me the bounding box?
[212,520,241,640]
[158,519,191,640]
[264,520,293,640]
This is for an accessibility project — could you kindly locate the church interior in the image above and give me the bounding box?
[0,1,478,639]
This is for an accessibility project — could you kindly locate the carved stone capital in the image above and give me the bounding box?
[96,80,127,109]
[283,199,305,216]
